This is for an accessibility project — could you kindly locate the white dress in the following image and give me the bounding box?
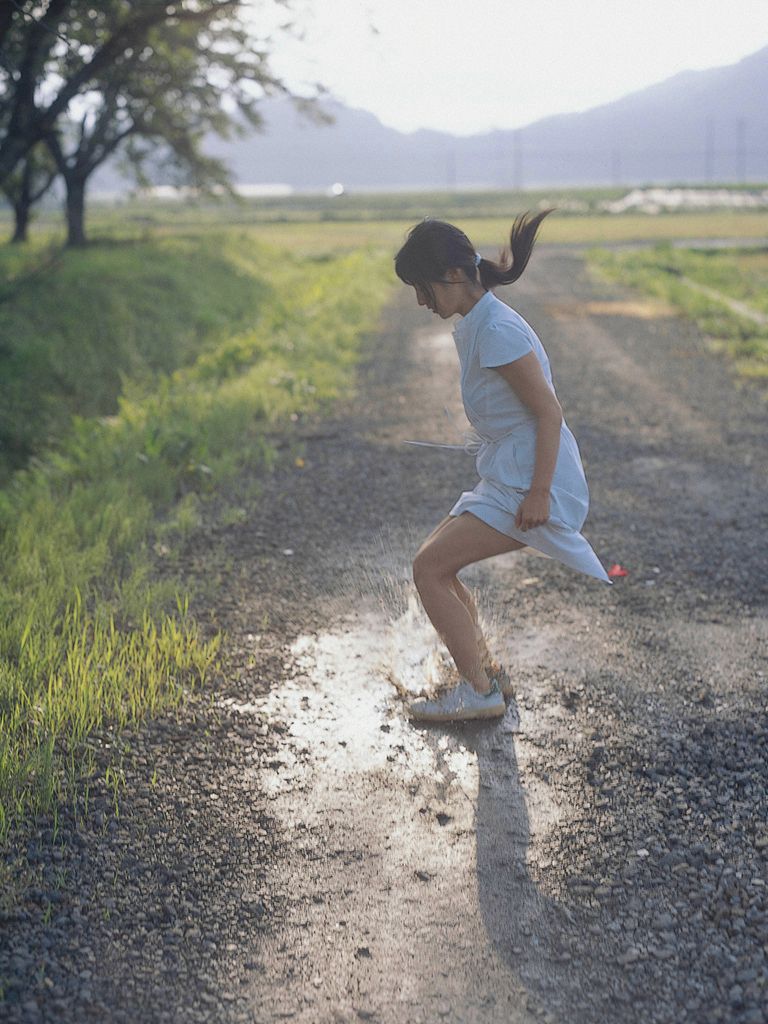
[447,290,613,585]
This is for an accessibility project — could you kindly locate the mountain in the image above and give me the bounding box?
[508,44,768,188]
[93,44,768,193]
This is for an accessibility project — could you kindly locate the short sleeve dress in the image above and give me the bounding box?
[448,290,613,585]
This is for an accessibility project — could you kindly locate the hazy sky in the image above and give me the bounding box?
[252,0,768,136]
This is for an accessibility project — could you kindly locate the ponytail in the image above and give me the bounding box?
[394,208,556,307]
[477,208,556,289]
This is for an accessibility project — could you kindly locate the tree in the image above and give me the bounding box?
[0,1,184,183]
[0,139,57,241]
[44,83,133,246]
[0,1,310,192]
[44,2,316,244]
[0,1,327,245]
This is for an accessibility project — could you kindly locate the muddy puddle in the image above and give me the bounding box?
[214,553,606,1022]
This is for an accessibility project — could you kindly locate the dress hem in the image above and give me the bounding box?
[449,495,613,585]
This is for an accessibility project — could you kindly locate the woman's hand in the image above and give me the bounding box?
[515,488,551,531]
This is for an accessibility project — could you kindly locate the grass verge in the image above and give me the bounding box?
[0,230,392,845]
[0,233,274,485]
[585,243,768,388]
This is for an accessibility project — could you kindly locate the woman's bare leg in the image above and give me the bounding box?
[412,513,525,692]
[422,516,502,664]
[417,517,492,663]
[450,576,492,666]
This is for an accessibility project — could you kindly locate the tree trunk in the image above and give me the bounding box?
[65,175,87,247]
[10,159,33,243]
[11,198,30,243]
[0,134,34,193]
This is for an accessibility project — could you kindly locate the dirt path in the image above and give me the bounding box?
[3,245,767,1024]
[202,246,768,1023]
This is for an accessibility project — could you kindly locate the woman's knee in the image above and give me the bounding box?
[412,548,429,588]
[412,545,448,589]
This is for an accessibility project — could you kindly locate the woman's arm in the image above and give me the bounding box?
[493,352,563,496]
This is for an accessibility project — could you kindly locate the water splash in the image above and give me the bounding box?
[321,522,521,702]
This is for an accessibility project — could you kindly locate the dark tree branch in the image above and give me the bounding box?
[0,0,72,175]
[5,0,76,53]
[29,164,56,203]
[40,1,241,131]
[89,122,136,169]
[0,0,240,181]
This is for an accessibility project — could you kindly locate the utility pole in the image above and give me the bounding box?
[495,131,504,188]
[446,149,456,191]
[512,130,523,190]
[611,148,622,187]
[704,115,715,183]
[735,118,747,183]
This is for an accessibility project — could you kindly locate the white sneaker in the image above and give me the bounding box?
[408,677,505,723]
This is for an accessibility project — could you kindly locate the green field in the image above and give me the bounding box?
[241,210,768,256]
[1,189,766,853]
[4,183,768,254]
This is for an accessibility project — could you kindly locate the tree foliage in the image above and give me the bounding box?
[0,1,325,244]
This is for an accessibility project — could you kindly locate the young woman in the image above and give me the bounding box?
[394,211,613,724]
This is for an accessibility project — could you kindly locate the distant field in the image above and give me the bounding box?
[243,213,768,256]
[2,184,768,256]
[8,180,764,222]
[3,184,635,227]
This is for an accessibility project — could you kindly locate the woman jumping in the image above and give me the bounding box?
[394,211,613,724]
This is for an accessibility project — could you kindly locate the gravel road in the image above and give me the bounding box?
[2,244,767,1024]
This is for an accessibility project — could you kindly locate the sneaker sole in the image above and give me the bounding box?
[409,702,506,723]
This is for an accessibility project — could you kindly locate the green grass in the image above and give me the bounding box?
[585,244,768,385]
[0,234,273,484]
[0,228,392,844]
[76,185,633,226]
[235,210,768,257]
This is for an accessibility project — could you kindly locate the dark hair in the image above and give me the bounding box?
[394,208,555,307]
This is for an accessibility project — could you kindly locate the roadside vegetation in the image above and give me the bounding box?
[0,227,391,842]
[0,235,274,484]
[586,244,768,389]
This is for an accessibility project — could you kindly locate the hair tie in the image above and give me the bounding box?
[474,252,482,267]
